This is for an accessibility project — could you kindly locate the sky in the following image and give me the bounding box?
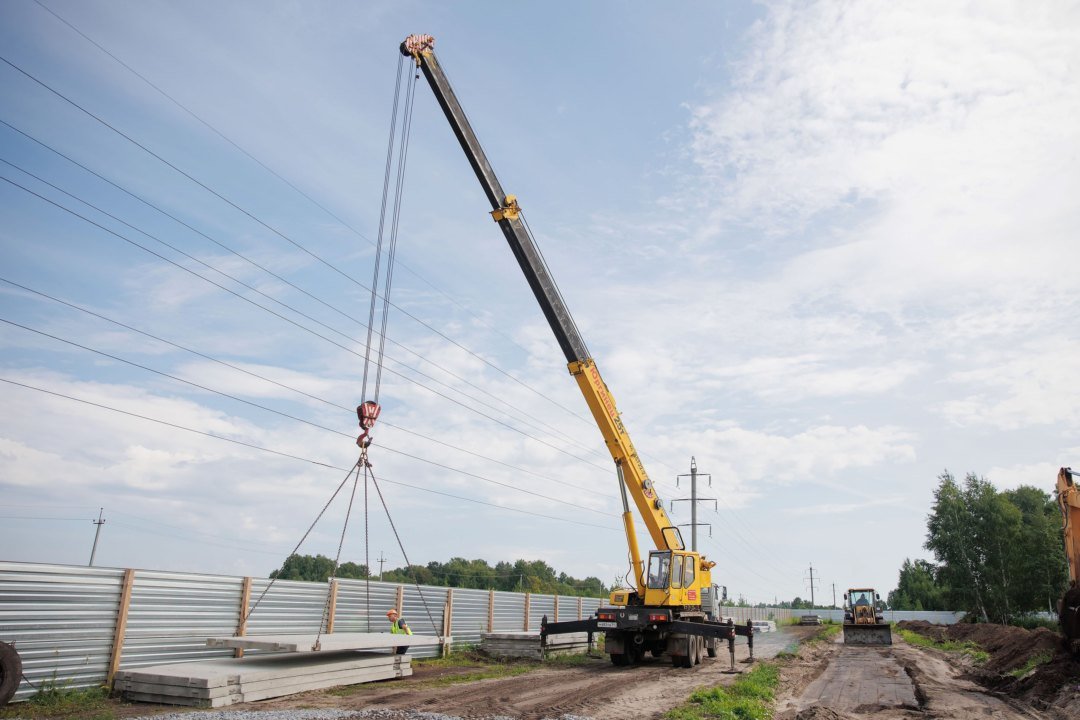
[1,0,1078,607]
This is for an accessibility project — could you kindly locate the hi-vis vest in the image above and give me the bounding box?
[390,618,412,635]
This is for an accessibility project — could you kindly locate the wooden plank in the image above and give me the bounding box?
[106,568,136,687]
[235,575,252,659]
[441,588,454,658]
[326,579,339,634]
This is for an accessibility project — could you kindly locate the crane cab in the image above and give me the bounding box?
[609,550,713,607]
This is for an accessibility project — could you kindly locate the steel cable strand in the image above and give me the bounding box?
[368,465,440,637]
[242,461,362,626]
[314,464,363,650]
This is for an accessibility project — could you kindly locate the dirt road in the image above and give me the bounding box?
[774,632,1068,720]
[246,628,806,720]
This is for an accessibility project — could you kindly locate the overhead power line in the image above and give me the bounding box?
[0,52,595,429]
[0,376,619,533]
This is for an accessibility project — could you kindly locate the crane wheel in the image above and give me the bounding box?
[0,641,22,706]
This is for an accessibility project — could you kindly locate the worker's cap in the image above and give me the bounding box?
[386,609,399,618]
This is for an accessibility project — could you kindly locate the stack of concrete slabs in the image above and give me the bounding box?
[481,631,591,659]
[114,651,410,707]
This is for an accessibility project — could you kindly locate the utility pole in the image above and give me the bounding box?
[832,583,837,608]
[804,563,818,608]
[89,508,105,566]
[377,552,387,582]
[672,457,716,552]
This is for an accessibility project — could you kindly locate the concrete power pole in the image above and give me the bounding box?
[832,583,837,608]
[88,508,105,566]
[672,457,716,552]
[805,563,818,608]
[377,552,387,582]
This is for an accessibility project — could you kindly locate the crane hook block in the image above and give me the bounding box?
[358,401,382,429]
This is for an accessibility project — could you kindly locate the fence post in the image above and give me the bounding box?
[395,585,404,615]
[577,596,583,620]
[442,588,454,658]
[106,568,136,687]
[487,589,494,633]
[523,592,531,631]
[234,576,253,658]
[554,595,559,623]
[326,579,339,633]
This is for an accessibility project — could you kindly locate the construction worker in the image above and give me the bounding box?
[386,608,412,654]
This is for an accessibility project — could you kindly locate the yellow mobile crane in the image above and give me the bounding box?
[401,35,752,668]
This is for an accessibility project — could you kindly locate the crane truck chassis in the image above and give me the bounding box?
[401,34,754,667]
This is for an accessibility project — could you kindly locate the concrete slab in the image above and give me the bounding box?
[206,632,445,653]
[116,650,412,707]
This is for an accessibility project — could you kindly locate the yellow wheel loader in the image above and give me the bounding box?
[842,588,892,645]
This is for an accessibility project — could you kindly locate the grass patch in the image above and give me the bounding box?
[665,662,780,720]
[544,650,606,666]
[895,628,989,664]
[807,625,841,644]
[1008,650,1053,678]
[0,683,113,719]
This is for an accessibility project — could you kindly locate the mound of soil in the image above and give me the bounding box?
[898,620,1080,717]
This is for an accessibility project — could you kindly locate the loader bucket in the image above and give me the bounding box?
[843,623,892,645]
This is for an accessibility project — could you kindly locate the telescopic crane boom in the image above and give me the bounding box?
[401,34,749,667]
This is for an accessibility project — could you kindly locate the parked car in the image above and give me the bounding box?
[751,620,776,633]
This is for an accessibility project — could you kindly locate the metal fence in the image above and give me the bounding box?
[0,561,601,702]
[0,560,965,703]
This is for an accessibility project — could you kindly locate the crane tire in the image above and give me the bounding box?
[0,641,22,706]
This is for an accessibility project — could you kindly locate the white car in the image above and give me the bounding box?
[751,620,777,633]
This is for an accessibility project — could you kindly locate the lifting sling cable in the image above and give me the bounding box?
[240,461,362,627]
[369,465,441,635]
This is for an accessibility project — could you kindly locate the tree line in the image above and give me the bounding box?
[270,554,609,598]
[888,470,1067,623]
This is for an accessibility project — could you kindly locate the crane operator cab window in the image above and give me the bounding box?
[647,551,671,589]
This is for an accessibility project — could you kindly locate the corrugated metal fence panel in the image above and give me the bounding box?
[334,579,398,634]
[527,594,555,632]
[450,588,490,647]
[244,578,328,636]
[492,591,525,632]
[121,570,242,669]
[581,597,602,619]
[402,585,449,659]
[0,562,125,702]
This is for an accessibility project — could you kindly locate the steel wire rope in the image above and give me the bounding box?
[0,55,597,433]
[371,63,416,405]
[360,52,404,405]
[0,377,620,532]
[0,277,616,501]
[0,174,615,474]
[29,0,558,399]
[0,317,616,518]
[367,464,440,638]
[0,120,600,453]
[243,461,362,626]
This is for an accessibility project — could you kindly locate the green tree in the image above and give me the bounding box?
[887,558,947,610]
[923,470,1068,623]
